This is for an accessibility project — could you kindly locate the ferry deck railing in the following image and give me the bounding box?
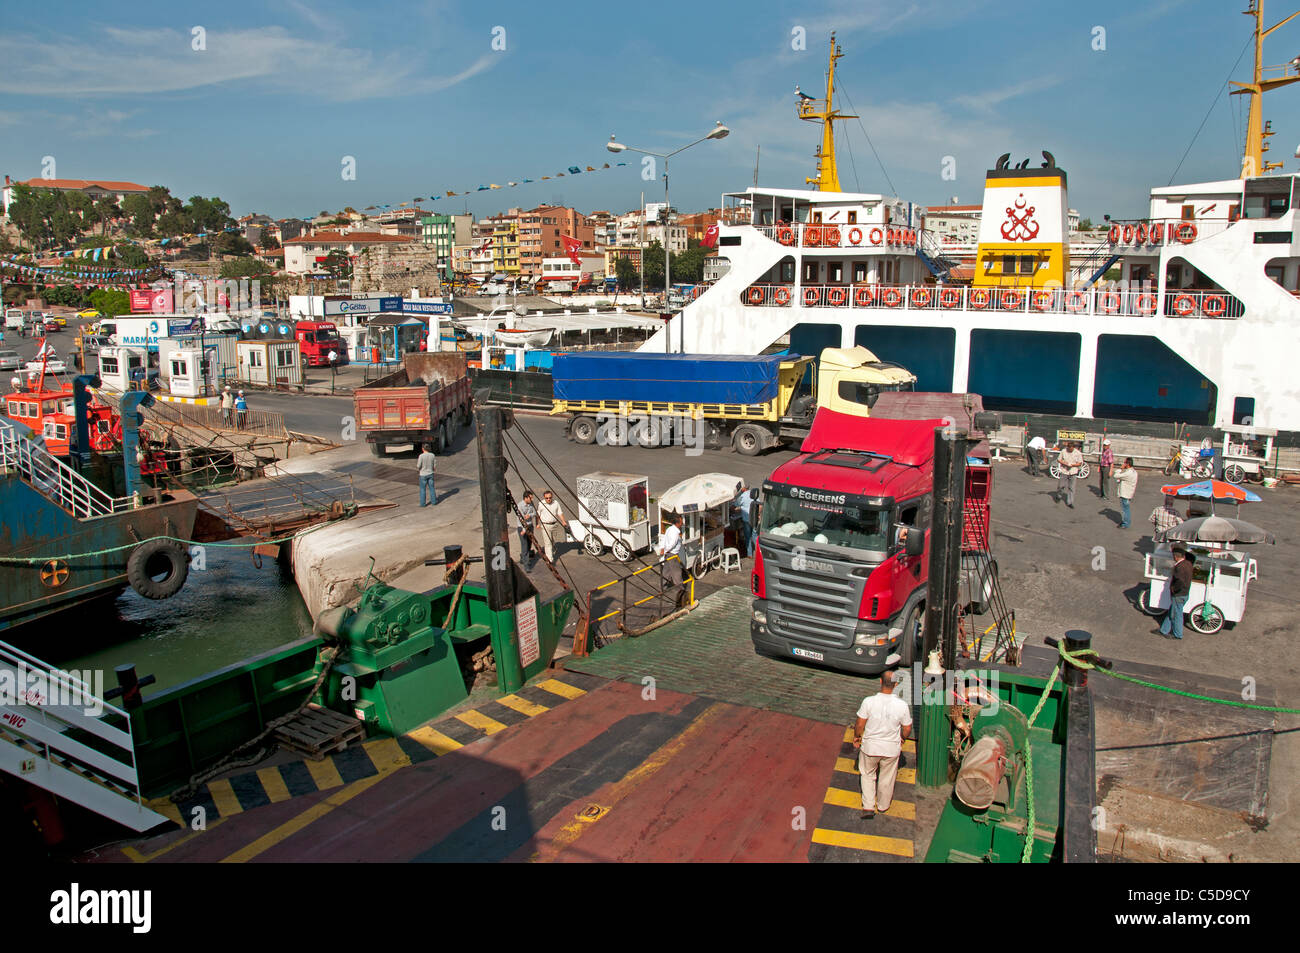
[0,420,133,518]
[739,283,1246,320]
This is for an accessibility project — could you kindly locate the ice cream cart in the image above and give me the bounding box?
[569,471,653,562]
[657,473,744,574]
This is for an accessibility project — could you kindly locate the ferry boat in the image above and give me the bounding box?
[647,12,1300,433]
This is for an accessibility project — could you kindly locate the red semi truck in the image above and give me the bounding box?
[295,321,348,367]
[750,397,996,675]
[353,353,473,457]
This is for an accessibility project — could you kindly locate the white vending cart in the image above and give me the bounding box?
[570,471,653,562]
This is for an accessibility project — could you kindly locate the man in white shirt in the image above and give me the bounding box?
[657,513,686,607]
[416,443,437,507]
[852,670,912,819]
[1025,434,1046,477]
[536,490,567,561]
[1055,441,1084,509]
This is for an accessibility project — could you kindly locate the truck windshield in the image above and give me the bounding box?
[760,485,889,551]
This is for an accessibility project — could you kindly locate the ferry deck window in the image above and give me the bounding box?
[1181,205,1195,220]
[828,262,843,282]
[847,211,858,224]
[803,261,819,283]
[853,263,868,282]
[1019,256,1037,276]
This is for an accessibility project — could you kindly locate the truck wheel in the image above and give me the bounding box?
[434,429,445,454]
[571,416,598,445]
[733,425,763,456]
[583,534,604,557]
[127,539,189,600]
[370,442,384,457]
[630,418,661,448]
[900,601,924,667]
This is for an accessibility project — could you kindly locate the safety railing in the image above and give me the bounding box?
[738,283,1245,319]
[1105,217,1237,248]
[576,554,694,654]
[0,420,133,517]
[758,222,920,251]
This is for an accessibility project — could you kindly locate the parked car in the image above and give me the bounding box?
[42,320,62,334]
[79,334,112,353]
[49,316,68,328]
[26,357,67,374]
[0,350,22,371]
[76,308,101,320]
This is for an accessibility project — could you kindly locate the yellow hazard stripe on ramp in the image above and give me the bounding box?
[834,756,916,785]
[257,767,293,804]
[305,756,345,791]
[455,709,509,735]
[206,778,244,818]
[811,827,914,858]
[823,787,916,820]
[497,693,550,717]
[363,736,411,770]
[407,726,464,756]
[535,678,586,700]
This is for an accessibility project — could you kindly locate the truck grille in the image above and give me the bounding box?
[760,539,868,649]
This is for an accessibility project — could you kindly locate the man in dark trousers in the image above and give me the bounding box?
[1159,547,1196,640]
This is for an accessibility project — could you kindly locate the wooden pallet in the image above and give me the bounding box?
[273,704,366,761]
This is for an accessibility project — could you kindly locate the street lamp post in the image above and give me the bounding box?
[607,122,729,353]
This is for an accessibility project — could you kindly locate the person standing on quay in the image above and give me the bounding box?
[234,390,248,429]
[1098,439,1114,500]
[1159,547,1195,640]
[1055,441,1083,508]
[220,386,234,427]
[1025,434,1046,477]
[417,443,437,507]
[1115,457,1138,528]
[851,670,912,820]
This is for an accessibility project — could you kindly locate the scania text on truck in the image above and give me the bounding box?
[750,400,997,675]
[552,346,916,454]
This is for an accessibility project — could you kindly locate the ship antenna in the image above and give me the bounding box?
[1230,0,1300,177]
[796,32,857,191]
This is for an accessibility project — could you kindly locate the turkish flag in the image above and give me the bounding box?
[701,222,719,249]
[561,234,583,266]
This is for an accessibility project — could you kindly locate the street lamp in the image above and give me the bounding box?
[607,122,729,352]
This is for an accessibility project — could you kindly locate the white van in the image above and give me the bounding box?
[4,309,25,330]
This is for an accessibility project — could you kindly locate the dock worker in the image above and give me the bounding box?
[234,390,248,429]
[734,485,756,557]
[220,386,234,426]
[1054,441,1084,508]
[536,490,568,562]
[1025,434,1046,477]
[851,669,912,821]
[1115,457,1138,528]
[1149,494,1184,542]
[1158,547,1195,640]
[657,513,686,608]
[417,443,437,507]
[516,490,538,569]
[1098,439,1114,500]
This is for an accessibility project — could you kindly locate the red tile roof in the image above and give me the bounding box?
[19,178,150,192]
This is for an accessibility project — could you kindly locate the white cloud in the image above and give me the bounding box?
[0,26,499,101]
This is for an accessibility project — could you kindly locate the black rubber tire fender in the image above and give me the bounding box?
[127,539,190,600]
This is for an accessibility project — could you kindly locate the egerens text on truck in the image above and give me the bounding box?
[750,406,996,676]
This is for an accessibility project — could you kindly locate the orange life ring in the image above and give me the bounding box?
[1135,224,1148,244]
[747,287,764,304]
[1173,294,1197,317]
[773,286,791,305]
[803,286,820,306]
[854,286,874,307]
[1065,291,1088,313]
[848,227,863,245]
[827,286,847,306]
[825,227,842,246]
[1001,289,1024,310]
[969,289,990,310]
[1175,222,1197,244]
[1108,225,1120,243]
[939,288,961,309]
[1150,222,1164,244]
[910,288,932,308]
[882,288,903,308]
[804,225,822,247]
[1122,225,1134,244]
[907,229,916,245]
[1202,294,1227,317]
[1135,293,1157,315]
[1100,291,1122,314]
[889,228,899,246]
[777,227,795,246]
[869,227,883,245]
[1031,290,1054,311]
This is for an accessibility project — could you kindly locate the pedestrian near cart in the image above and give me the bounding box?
[657,513,686,608]
[220,386,234,427]
[1098,439,1114,500]
[1115,457,1138,528]
[517,490,538,569]
[1149,495,1184,542]
[1055,442,1083,508]
[1025,434,1046,477]
[537,490,568,562]
[1159,548,1195,640]
[417,443,437,506]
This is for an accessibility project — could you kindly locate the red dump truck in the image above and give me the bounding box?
[353,353,473,457]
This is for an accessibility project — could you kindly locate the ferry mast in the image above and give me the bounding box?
[1231,1,1300,176]
[796,33,856,191]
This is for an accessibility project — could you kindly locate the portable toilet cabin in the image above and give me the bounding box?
[235,339,302,389]
[97,346,151,391]
[165,347,218,398]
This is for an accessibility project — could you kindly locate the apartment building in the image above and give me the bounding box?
[517,205,595,276]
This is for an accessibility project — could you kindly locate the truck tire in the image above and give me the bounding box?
[127,539,189,600]
[433,428,445,454]
[370,442,385,457]
[630,418,661,448]
[899,601,924,667]
[571,416,598,445]
[733,425,764,456]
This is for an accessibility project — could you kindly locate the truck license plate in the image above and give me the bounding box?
[792,647,824,662]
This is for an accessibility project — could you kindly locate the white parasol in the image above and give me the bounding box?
[658,473,745,514]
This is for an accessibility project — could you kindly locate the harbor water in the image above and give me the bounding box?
[29,541,313,694]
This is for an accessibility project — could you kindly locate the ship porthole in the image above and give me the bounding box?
[40,559,70,589]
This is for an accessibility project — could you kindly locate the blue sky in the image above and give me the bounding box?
[2,0,1297,222]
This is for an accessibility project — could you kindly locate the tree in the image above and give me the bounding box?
[670,244,706,283]
[214,232,255,257]
[642,240,666,289]
[1078,218,1094,232]
[115,243,150,268]
[88,288,130,317]
[261,234,281,250]
[220,257,272,279]
[614,255,639,291]
[322,249,352,279]
[93,195,119,236]
[122,193,156,236]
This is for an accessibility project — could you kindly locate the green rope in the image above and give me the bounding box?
[1019,662,1061,863]
[0,520,338,565]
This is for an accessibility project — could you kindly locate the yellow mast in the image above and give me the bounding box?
[797,33,856,191]
[1230,1,1300,177]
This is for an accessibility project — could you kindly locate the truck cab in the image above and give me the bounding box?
[295,321,347,367]
[815,346,917,415]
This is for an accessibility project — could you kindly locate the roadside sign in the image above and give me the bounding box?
[516,596,540,668]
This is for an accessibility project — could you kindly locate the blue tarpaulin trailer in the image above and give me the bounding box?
[551,352,789,405]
